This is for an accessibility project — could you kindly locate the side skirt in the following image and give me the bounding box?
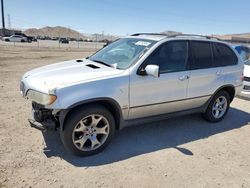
[120,105,207,129]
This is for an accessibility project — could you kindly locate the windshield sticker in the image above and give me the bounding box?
[135,41,151,46]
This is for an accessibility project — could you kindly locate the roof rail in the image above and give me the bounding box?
[131,33,168,36]
[130,33,221,41]
[168,34,221,40]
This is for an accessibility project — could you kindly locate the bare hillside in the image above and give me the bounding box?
[214,33,250,40]
[24,26,117,41]
[24,26,86,38]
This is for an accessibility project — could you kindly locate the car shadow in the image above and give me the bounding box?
[42,107,250,167]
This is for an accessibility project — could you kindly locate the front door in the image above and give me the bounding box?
[129,40,190,119]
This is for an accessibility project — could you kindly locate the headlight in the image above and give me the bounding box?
[26,90,57,105]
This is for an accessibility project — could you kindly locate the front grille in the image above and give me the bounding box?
[244,76,250,82]
[243,85,250,90]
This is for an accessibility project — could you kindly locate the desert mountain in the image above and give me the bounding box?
[213,33,250,40]
[24,26,117,41]
[24,26,87,39]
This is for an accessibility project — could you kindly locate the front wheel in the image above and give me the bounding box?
[202,90,230,122]
[60,105,115,156]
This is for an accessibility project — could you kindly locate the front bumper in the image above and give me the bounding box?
[29,102,58,131]
[28,119,56,131]
[237,80,250,99]
[242,80,250,94]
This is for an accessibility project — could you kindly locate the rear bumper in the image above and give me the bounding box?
[235,84,244,96]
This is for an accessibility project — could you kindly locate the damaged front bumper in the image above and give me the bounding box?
[29,102,59,131]
[28,118,56,131]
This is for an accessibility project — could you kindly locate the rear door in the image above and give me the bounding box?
[186,41,224,108]
[213,42,241,88]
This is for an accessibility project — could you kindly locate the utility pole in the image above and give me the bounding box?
[7,14,10,29]
[1,0,5,36]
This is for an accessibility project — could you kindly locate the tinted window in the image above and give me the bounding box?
[212,43,238,66]
[143,41,188,73]
[190,41,213,69]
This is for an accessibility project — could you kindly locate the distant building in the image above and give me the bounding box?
[231,37,250,44]
[0,28,22,36]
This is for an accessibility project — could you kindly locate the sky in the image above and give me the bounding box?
[3,0,250,36]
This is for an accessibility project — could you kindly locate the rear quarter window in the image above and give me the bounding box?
[212,43,238,66]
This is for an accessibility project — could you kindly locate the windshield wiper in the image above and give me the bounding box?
[91,59,113,68]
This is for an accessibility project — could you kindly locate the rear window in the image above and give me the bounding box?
[190,41,213,69]
[212,43,238,66]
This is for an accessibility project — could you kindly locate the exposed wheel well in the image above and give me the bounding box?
[218,86,235,102]
[62,100,121,131]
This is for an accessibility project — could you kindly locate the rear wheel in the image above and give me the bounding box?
[202,90,230,122]
[60,105,115,156]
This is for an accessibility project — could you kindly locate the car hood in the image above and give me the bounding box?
[22,59,124,94]
[244,64,250,77]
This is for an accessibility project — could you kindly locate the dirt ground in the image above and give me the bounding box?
[0,45,250,188]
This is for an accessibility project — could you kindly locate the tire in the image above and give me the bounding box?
[60,104,116,156]
[21,39,25,42]
[202,90,230,122]
[5,39,9,42]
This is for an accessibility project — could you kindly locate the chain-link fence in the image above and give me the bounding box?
[0,39,106,51]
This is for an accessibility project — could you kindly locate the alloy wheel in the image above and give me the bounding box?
[212,96,228,119]
[72,114,110,151]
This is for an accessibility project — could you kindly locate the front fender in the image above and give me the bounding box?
[58,97,124,131]
[53,75,129,119]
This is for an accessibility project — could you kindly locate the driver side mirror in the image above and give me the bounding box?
[139,65,160,78]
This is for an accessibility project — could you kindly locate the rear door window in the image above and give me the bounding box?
[190,41,213,69]
[212,43,238,66]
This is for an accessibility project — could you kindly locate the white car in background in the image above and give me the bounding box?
[242,60,250,96]
[234,45,250,97]
[2,35,28,42]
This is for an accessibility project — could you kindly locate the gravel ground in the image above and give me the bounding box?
[0,45,250,188]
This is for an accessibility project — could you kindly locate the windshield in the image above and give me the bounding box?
[89,38,156,69]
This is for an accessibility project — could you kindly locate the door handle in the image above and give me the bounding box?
[179,75,189,81]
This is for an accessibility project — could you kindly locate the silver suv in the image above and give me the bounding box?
[20,34,244,156]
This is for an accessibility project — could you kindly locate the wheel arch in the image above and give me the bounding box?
[216,85,235,102]
[202,84,236,113]
[59,98,123,131]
